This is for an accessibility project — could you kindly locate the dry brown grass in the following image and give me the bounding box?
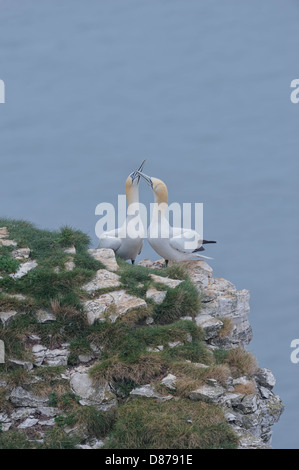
[170,361,231,397]
[226,346,258,378]
[218,318,234,338]
[30,379,70,398]
[171,361,208,379]
[49,299,60,314]
[233,382,256,395]
[119,306,153,327]
[50,299,82,321]
[175,376,201,397]
[4,368,32,387]
[203,364,231,387]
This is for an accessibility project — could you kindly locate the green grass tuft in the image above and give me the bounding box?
[0,219,100,311]
[0,255,19,274]
[89,319,210,390]
[0,430,37,449]
[118,263,151,297]
[154,280,200,324]
[103,398,238,449]
[42,427,81,449]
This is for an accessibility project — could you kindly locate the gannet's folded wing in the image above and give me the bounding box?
[169,231,213,260]
[138,239,144,255]
[169,229,201,253]
[98,232,122,251]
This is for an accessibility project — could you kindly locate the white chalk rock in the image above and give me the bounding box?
[82,269,121,293]
[88,248,119,271]
[83,290,147,324]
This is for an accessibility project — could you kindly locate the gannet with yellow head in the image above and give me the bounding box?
[136,170,216,266]
[98,161,146,264]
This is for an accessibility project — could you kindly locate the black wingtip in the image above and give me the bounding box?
[192,246,205,253]
[202,240,217,244]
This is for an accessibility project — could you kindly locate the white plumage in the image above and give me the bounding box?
[98,161,145,264]
[136,172,216,264]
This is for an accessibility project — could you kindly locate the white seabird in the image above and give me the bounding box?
[98,161,146,264]
[136,170,216,266]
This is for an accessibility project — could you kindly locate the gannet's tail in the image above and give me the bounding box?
[194,254,213,260]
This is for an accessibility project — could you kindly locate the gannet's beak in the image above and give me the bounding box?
[130,159,146,184]
[135,171,153,189]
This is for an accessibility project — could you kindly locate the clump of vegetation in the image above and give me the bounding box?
[103,398,238,449]
[167,361,230,397]
[116,257,190,300]
[68,337,93,365]
[226,347,258,378]
[4,368,31,387]
[67,406,116,438]
[0,387,12,414]
[89,319,199,363]
[0,312,37,362]
[0,255,19,274]
[218,317,234,338]
[42,406,116,449]
[42,427,81,450]
[153,280,199,324]
[15,268,92,308]
[90,352,167,386]
[48,391,80,409]
[234,382,256,396]
[213,348,230,364]
[0,430,38,449]
[118,263,151,297]
[163,263,189,281]
[46,390,116,443]
[0,304,90,363]
[88,319,209,390]
[213,346,258,378]
[0,218,104,312]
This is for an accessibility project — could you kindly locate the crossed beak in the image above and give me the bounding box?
[135,170,153,188]
[131,159,146,184]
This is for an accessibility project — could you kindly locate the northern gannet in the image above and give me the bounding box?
[98,161,146,264]
[136,171,216,266]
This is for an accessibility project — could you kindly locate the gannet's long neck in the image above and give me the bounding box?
[126,183,139,206]
[151,181,169,223]
[126,183,141,217]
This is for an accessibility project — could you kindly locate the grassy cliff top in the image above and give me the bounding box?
[0,219,261,449]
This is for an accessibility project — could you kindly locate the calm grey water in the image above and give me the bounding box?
[1,0,299,448]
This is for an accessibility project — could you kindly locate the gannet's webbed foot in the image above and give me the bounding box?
[165,260,169,268]
[131,259,135,265]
